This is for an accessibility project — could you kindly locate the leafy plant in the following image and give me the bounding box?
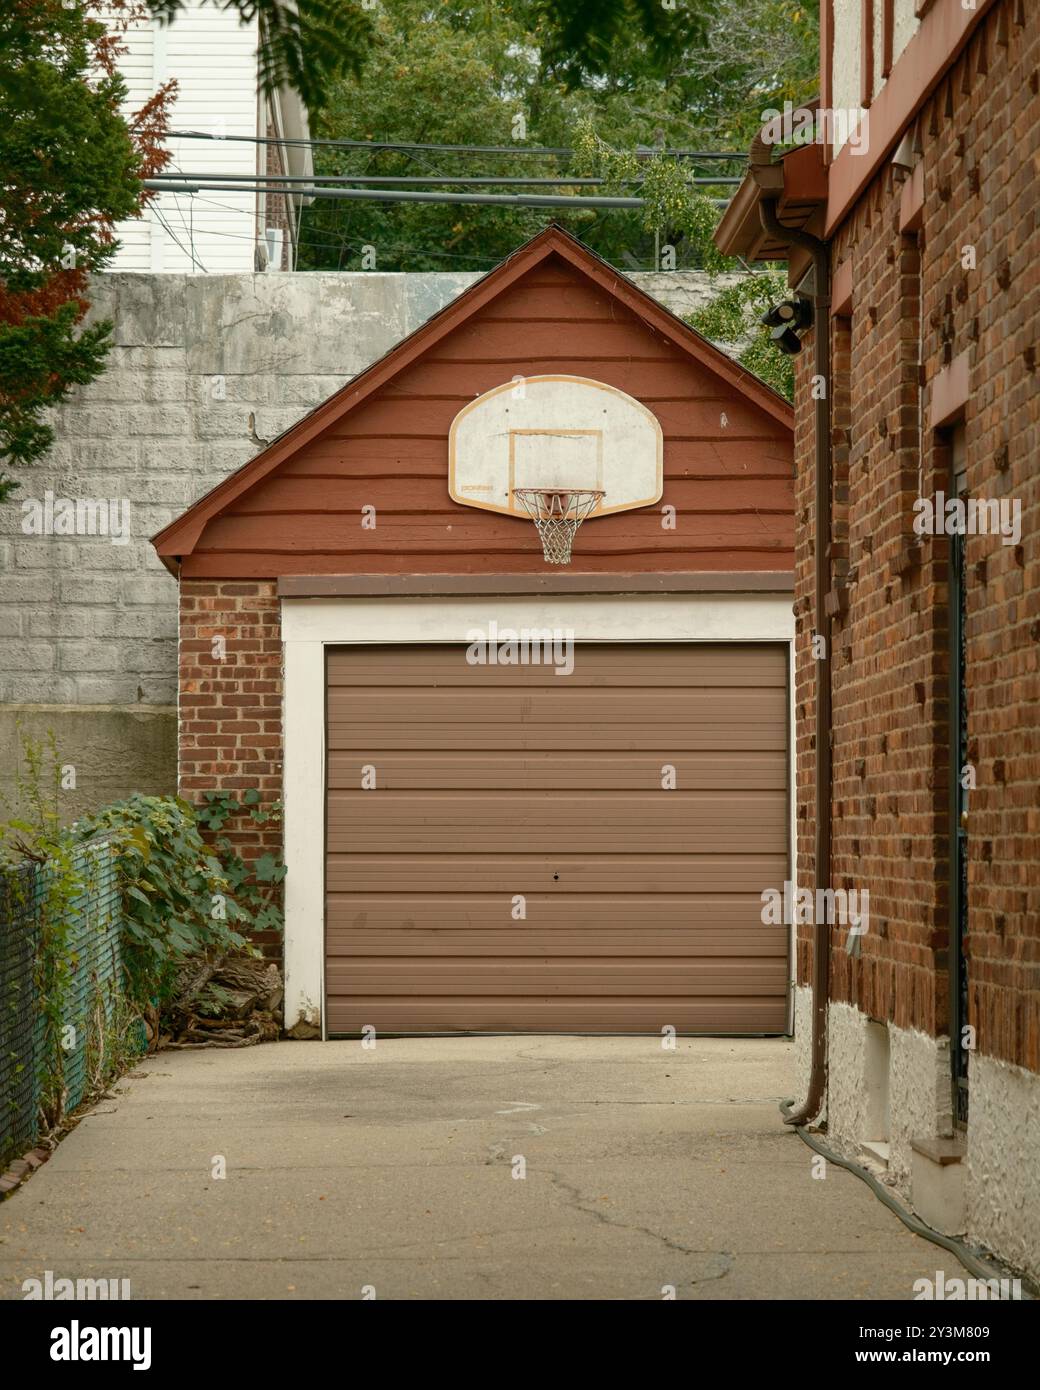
[2,730,288,1144]
[572,119,734,273]
[0,0,175,500]
[686,269,796,400]
[76,795,258,1012]
[195,789,286,936]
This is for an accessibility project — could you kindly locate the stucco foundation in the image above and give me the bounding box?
[793,989,1039,1282]
[797,1000,951,1183]
[966,1054,1040,1283]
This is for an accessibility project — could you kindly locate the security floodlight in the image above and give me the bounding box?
[761,297,813,330]
[761,297,813,355]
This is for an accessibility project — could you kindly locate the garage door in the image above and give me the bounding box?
[325,643,788,1035]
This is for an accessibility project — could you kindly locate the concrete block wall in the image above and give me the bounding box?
[0,268,726,817]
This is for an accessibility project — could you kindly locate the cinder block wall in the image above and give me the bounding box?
[793,1,1039,1276]
[0,269,727,817]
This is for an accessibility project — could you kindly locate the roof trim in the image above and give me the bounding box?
[718,0,998,260]
[714,135,826,262]
[152,224,793,568]
[277,572,795,598]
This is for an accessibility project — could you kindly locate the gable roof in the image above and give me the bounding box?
[152,224,793,572]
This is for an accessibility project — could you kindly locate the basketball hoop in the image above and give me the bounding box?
[513,488,605,565]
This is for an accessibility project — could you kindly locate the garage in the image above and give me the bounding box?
[325,640,788,1035]
[154,225,796,1037]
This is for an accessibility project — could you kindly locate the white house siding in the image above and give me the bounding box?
[830,0,922,157]
[831,0,864,153]
[109,3,261,273]
[891,0,921,70]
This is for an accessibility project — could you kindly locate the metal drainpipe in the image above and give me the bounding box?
[758,198,833,1127]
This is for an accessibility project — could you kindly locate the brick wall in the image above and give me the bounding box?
[795,0,1040,1071]
[261,120,291,270]
[179,580,283,957]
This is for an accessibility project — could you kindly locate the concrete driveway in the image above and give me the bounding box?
[0,1037,952,1300]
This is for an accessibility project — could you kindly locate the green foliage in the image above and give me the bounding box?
[676,0,821,150]
[195,789,287,937]
[0,0,146,501]
[1,731,151,1134]
[531,0,707,88]
[298,0,724,272]
[0,305,114,478]
[0,5,141,294]
[76,794,273,1010]
[2,729,285,1051]
[301,0,819,272]
[572,120,733,272]
[1,731,80,1124]
[686,270,796,401]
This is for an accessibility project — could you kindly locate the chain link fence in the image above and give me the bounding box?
[0,862,43,1166]
[0,840,135,1169]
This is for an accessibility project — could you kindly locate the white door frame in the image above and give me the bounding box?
[281,593,796,1037]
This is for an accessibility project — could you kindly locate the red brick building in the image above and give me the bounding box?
[717,0,1038,1281]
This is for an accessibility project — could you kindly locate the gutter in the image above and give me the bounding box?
[758,198,833,1127]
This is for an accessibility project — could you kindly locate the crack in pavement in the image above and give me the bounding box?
[543,1167,733,1284]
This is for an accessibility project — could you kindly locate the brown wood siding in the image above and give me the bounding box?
[183,253,793,578]
[325,642,789,1035]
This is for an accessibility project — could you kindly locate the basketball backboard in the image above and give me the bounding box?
[448,375,663,519]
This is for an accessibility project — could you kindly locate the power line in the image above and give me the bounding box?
[147,180,647,209]
[149,202,206,273]
[143,211,507,267]
[140,206,741,273]
[147,180,732,211]
[167,129,745,161]
[159,171,743,187]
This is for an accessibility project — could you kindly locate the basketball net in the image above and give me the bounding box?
[513,488,604,565]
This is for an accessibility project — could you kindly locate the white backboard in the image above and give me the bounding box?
[448,375,663,518]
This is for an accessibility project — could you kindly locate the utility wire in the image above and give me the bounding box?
[146,180,731,210]
[167,129,746,160]
[158,172,743,187]
[149,180,644,208]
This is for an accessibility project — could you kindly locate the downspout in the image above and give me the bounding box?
[758,198,833,1127]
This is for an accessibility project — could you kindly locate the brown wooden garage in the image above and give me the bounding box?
[325,641,788,1035]
[154,226,795,1039]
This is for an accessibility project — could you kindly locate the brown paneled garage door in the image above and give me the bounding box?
[325,643,788,1035]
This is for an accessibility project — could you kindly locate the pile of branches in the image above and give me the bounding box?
[161,954,283,1049]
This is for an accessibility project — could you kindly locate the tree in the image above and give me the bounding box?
[531,0,708,89]
[572,120,733,273]
[673,0,820,149]
[143,0,708,110]
[0,1,175,501]
[297,0,720,273]
[299,0,818,276]
[685,271,795,400]
[572,0,820,396]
